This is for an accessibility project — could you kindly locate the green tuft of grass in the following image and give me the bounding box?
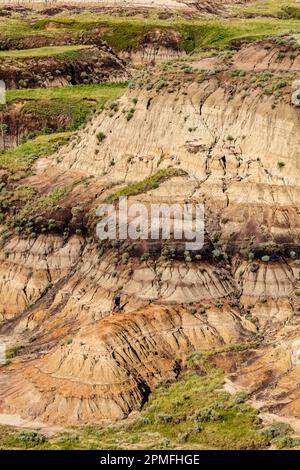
[106,168,185,202]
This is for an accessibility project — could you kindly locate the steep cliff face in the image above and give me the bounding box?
[0,36,299,427]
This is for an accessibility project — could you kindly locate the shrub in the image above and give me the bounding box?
[140,252,150,262]
[126,108,135,121]
[276,80,287,89]
[195,406,222,423]
[161,247,170,258]
[276,436,300,449]
[232,392,247,405]
[96,131,106,142]
[109,101,119,112]
[262,422,292,440]
[250,263,259,273]
[212,249,222,259]
[121,252,130,265]
[157,413,172,424]
[17,431,46,445]
[5,346,19,360]
[177,431,190,443]
[194,422,203,433]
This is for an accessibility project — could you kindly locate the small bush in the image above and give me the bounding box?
[262,422,292,440]
[140,252,150,262]
[250,263,259,273]
[96,131,106,142]
[276,436,300,449]
[195,407,222,423]
[177,431,190,443]
[157,413,172,424]
[17,431,46,446]
[121,252,130,265]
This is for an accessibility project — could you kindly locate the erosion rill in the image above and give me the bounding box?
[0,1,300,451]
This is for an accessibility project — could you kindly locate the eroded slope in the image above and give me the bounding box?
[0,36,299,432]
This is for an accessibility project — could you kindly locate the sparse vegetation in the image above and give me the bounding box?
[106,168,185,202]
[0,133,71,177]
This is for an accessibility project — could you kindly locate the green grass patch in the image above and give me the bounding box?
[1,14,300,52]
[136,368,265,450]
[5,84,127,134]
[0,132,71,176]
[6,83,127,103]
[0,45,90,60]
[68,16,300,52]
[106,168,185,202]
[0,18,35,40]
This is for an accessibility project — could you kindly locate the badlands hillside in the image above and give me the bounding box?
[0,0,300,450]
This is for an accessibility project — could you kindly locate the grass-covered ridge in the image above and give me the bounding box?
[36,16,300,52]
[6,83,127,103]
[4,83,127,135]
[0,45,91,60]
[0,14,300,52]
